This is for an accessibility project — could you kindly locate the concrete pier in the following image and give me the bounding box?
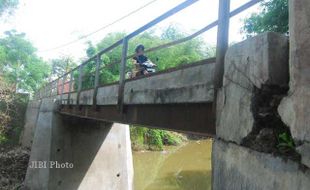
[23,98,133,190]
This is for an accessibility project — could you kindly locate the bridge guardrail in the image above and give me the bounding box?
[35,0,262,112]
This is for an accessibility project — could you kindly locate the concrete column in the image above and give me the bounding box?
[20,100,42,148]
[24,98,57,189]
[278,0,310,167]
[24,98,133,190]
[49,119,133,190]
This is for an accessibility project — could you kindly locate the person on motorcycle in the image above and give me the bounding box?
[131,44,156,77]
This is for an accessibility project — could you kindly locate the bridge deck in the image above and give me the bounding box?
[58,58,215,135]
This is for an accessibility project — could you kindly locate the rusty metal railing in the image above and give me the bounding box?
[35,0,262,113]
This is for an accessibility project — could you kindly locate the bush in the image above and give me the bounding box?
[130,125,185,151]
[0,77,28,146]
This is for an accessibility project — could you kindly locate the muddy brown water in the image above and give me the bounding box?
[133,140,212,190]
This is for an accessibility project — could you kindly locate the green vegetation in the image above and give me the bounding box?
[277,132,295,151]
[243,0,288,37]
[50,55,77,78]
[0,30,50,94]
[130,125,184,151]
[79,25,215,89]
[0,30,48,145]
[0,76,28,145]
[0,0,19,17]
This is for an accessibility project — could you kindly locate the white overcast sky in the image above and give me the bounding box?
[0,0,261,61]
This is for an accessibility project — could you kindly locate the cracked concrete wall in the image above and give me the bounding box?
[278,0,310,168]
[213,32,310,190]
[216,32,288,144]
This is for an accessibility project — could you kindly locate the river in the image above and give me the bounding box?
[133,139,212,190]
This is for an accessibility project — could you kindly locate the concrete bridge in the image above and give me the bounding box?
[20,0,310,189]
[59,58,215,135]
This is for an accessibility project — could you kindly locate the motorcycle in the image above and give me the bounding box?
[126,60,157,79]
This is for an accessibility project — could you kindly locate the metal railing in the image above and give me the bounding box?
[35,0,262,111]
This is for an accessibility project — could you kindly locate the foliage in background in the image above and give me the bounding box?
[0,76,28,145]
[130,125,184,151]
[0,0,19,18]
[50,55,77,79]
[0,30,50,94]
[242,0,288,37]
[0,77,13,143]
[78,25,215,89]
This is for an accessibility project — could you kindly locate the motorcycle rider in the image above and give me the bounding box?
[131,44,156,77]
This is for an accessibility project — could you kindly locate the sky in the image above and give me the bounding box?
[0,0,261,62]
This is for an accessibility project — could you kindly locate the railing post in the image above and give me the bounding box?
[93,55,101,109]
[77,65,83,106]
[214,0,230,89]
[213,0,230,118]
[39,88,42,99]
[48,82,52,97]
[68,71,73,105]
[118,37,128,113]
[53,80,57,97]
[60,75,66,104]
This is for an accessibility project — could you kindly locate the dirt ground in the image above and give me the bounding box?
[0,146,30,190]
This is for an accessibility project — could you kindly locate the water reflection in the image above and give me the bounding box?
[133,140,212,190]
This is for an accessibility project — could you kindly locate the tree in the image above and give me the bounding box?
[242,0,288,37]
[50,55,77,79]
[0,0,19,18]
[0,30,50,93]
[74,25,216,90]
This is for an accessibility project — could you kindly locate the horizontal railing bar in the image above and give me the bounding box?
[125,0,262,59]
[47,0,200,90]
[230,0,262,17]
[36,0,261,99]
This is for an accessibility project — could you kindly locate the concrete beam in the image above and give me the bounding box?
[59,103,215,136]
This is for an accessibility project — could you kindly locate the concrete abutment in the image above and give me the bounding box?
[23,98,133,190]
[212,1,310,187]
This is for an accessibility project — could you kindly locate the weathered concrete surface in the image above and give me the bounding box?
[64,62,214,106]
[216,32,288,144]
[296,142,310,168]
[24,98,133,190]
[24,98,57,190]
[97,85,118,105]
[278,0,310,143]
[212,139,310,190]
[79,89,94,105]
[49,120,133,190]
[20,100,41,148]
[124,63,214,104]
